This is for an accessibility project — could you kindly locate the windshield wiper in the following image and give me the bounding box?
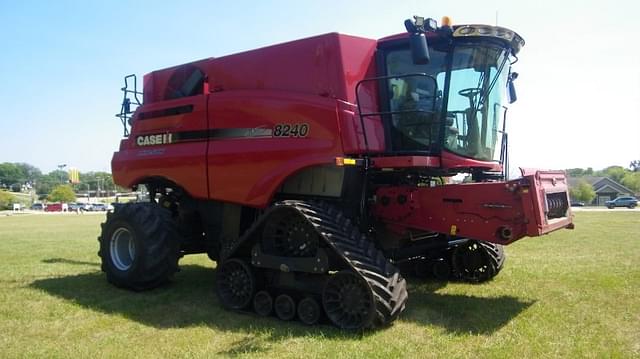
[471,49,510,112]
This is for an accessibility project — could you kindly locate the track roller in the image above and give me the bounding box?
[253,290,273,316]
[274,294,296,321]
[297,297,321,325]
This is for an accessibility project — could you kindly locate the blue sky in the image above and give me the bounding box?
[1,0,638,173]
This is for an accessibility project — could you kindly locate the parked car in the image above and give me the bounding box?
[605,196,638,209]
[570,201,585,207]
[68,203,89,212]
[30,203,46,211]
[45,203,68,212]
[90,203,109,211]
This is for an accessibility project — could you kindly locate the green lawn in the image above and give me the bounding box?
[0,212,638,358]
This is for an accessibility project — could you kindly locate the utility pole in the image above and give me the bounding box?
[57,164,67,184]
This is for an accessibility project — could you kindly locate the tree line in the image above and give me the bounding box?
[0,162,122,195]
[2,161,638,208]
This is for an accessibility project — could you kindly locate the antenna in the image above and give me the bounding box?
[495,10,499,26]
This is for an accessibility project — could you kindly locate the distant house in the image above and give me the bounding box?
[568,176,635,206]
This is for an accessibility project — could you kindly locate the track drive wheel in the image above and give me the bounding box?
[323,271,375,330]
[452,240,505,283]
[216,258,256,310]
[98,202,180,291]
[261,208,319,257]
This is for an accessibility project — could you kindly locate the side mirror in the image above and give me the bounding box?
[409,32,430,65]
[508,72,518,104]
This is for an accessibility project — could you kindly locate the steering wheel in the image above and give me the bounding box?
[458,88,482,109]
[458,88,482,98]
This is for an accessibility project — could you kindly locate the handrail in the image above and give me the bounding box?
[354,73,439,154]
[115,74,143,137]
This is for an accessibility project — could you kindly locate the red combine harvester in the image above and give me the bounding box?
[101,16,573,329]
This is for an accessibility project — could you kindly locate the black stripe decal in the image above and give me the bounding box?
[136,128,274,147]
[138,105,194,120]
[174,128,273,141]
[210,128,273,139]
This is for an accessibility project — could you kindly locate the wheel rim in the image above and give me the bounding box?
[216,259,255,310]
[274,294,296,321]
[253,291,273,316]
[298,297,321,325]
[262,210,319,257]
[453,241,494,282]
[110,227,136,271]
[322,271,374,330]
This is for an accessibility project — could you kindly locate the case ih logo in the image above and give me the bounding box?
[136,133,173,146]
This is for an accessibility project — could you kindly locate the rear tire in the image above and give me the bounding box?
[98,203,181,291]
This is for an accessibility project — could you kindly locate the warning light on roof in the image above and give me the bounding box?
[441,16,452,27]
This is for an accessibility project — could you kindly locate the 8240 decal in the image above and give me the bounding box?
[273,123,309,137]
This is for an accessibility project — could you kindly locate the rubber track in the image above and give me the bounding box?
[480,241,505,273]
[224,200,408,328]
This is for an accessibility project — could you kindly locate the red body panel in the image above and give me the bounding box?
[115,33,384,204]
[337,100,385,154]
[519,169,574,236]
[371,156,441,169]
[372,169,573,245]
[112,95,209,199]
[440,150,502,172]
[206,91,343,207]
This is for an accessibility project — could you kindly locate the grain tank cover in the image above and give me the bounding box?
[142,33,378,105]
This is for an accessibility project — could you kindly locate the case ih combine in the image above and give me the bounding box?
[101,16,573,329]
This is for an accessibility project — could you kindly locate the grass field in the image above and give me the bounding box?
[0,212,638,358]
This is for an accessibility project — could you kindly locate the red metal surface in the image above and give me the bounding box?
[440,150,502,172]
[206,91,342,207]
[372,170,573,244]
[519,169,574,236]
[370,156,441,169]
[337,100,385,154]
[114,33,382,204]
[112,94,209,199]
[142,33,377,106]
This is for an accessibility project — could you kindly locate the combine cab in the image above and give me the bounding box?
[100,16,573,329]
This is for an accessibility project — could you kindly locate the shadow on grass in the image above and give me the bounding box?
[42,258,100,267]
[30,264,533,342]
[403,283,535,334]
